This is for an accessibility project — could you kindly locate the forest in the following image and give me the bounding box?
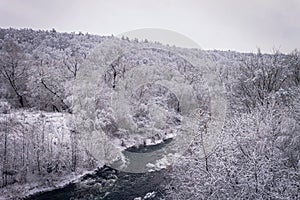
[0,28,299,199]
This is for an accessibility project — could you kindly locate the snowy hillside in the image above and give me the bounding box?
[0,28,299,199]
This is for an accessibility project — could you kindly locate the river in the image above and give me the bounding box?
[25,140,173,200]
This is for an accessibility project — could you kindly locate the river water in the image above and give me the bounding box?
[25,140,173,200]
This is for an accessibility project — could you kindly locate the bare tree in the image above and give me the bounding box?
[0,39,27,107]
[63,46,85,78]
[1,115,8,187]
[234,50,288,112]
[70,130,78,172]
[40,78,71,113]
[288,50,300,86]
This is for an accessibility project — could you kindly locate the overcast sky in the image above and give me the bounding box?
[0,0,299,53]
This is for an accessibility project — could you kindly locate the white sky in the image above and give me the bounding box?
[0,0,299,53]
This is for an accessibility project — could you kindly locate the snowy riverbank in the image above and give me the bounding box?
[0,167,101,200]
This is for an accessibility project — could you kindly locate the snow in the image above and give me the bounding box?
[134,191,156,200]
[0,167,99,199]
[1,28,298,199]
[146,156,171,172]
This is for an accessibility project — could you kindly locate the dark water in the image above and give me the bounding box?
[24,141,172,200]
[25,166,169,200]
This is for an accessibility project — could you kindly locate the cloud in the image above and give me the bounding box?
[0,0,299,53]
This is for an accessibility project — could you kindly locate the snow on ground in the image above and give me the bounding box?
[0,167,99,199]
[0,110,103,199]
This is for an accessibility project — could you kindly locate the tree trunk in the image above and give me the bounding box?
[71,130,78,172]
[2,119,8,187]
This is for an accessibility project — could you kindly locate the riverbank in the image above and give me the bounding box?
[25,166,170,200]
[0,167,99,200]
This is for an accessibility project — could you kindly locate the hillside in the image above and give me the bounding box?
[0,28,299,199]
